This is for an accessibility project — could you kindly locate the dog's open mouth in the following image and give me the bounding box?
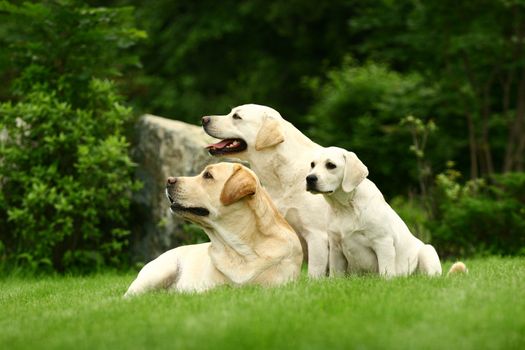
[166,189,210,216]
[170,203,210,217]
[205,138,247,155]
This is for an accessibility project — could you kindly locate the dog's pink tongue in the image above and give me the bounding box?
[206,139,231,149]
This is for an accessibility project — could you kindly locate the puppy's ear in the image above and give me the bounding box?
[342,151,368,193]
[220,164,257,205]
[255,116,284,151]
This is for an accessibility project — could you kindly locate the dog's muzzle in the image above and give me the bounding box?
[306,174,318,192]
[165,177,210,217]
[166,177,177,204]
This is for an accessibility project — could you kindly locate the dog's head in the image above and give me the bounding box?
[166,162,258,227]
[306,147,368,195]
[202,104,285,157]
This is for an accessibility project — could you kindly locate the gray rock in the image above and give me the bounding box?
[131,115,216,263]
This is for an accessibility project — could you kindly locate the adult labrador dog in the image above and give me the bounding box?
[202,104,330,278]
[306,146,466,277]
[124,162,303,296]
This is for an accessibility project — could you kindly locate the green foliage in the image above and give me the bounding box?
[0,82,141,272]
[400,116,437,161]
[347,0,525,176]
[306,59,444,196]
[0,0,143,272]
[119,0,525,191]
[0,0,146,104]
[429,171,525,257]
[124,0,357,126]
[0,0,523,262]
[399,115,438,214]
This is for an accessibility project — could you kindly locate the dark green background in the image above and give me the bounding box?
[1,0,524,272]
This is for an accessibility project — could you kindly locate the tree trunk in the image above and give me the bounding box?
[516,133,525,171]
[466,111,478,179]
[480,80,495,175]
[503,10,525,172]
[504,68,525,172]
[461,54,483,179]
[501,71,513,172]
[513,77,525,171]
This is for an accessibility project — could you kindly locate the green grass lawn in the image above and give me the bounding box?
[1,257,524,350]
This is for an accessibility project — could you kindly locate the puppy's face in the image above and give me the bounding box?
[202,104,284,157]
[166,162,257,227]
[306,147,369,195]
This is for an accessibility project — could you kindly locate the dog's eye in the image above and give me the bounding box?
[310,162,315,168]
[203,171,213,179]
[326,162,336,170]
[232,113,242,120]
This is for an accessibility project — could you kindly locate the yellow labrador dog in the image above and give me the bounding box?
[306,146,466,277]
[124,162,303,296]
[202,104,330,278]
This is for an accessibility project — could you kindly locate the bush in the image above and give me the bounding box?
[305,58,446,197]
[428,171,525,257]
[0,1,144,272]
[0,85,140,272]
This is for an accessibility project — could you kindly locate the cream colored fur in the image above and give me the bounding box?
[124,163,303,296]
[306,146,466,277]
[203,104,330,278]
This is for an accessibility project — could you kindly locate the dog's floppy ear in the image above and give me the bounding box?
[255,116,284,151]
[220,164,257,205]
[342,151,368,193]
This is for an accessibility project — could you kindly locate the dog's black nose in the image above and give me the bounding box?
[201,116,210,126]
[167,177,177,186]
[306,174,318,184]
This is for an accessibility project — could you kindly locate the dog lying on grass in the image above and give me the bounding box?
[306,146,466,277]
[124,162,303,296]
[202,104,330,278]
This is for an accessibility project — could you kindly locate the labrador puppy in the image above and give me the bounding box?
[202,104,330,278]
[306,146,466,277]
[124,162,303,296]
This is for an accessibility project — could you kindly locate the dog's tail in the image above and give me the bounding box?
[446,261,468,276]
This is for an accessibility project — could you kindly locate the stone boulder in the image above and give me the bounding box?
[131,114,216,262]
